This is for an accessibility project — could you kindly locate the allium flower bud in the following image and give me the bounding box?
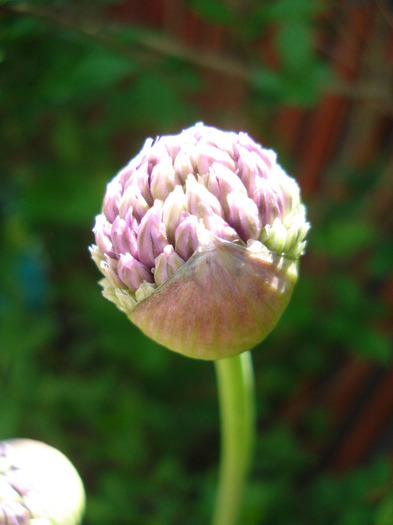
[0,439,85,525]
[90,123,309,359]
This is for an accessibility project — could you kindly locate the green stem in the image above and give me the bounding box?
[212,351,255,525]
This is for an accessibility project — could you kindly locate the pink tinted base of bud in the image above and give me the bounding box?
[129,239,298,360]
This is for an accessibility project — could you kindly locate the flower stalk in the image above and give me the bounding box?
[90,122,310,525]
[213,351,255,525]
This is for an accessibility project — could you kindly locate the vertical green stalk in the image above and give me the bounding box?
[212,351,255,525]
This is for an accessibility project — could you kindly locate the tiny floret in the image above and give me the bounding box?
[90,123,310,359]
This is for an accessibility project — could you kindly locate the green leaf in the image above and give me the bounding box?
[52,115,84,163]
[266,0,326,21]
[315,218,375,261]
[188,0,235,24]
[127,72,194,128]
[279,70,321,106]
[252,68,287,99]
[376,493,393,525]
[353,328,392,363]
[68,49,135,90]
[42,46,136,104]
[277,22,313,71]
[329,275,363,311]
[22,166,106,227]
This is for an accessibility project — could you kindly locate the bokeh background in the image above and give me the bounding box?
[1,1,392,524]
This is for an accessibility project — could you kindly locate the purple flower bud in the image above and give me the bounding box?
[237,148,270,195]
[100,255,124,289]
[119,181,149,222]
[137,200,168,268]
[202,164,247,217]
[93,215,115,259]
[161,135,182,160]
[90,123,310,359]
[111,216,138,258]
[118,253,153,291]
[185,175,223,222]
[253,178,285,226]
[122,163,153,207]
[199,128,238,156]
[162,186,187,243]
[173,145,196,182]
[154,245,185,287]
[150,154,182,200]
[102,180,122,223]
[227,191,261,242]
[174,214,200,261]
[195,143,236,175]
[202,213,239,243]
[0,439,85,525]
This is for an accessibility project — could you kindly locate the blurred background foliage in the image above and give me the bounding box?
[0,0,392,524]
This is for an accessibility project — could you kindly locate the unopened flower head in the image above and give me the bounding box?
[91,123,310,359]
[0,439,85,525]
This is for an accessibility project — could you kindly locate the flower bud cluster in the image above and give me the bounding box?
[90,123,309,320]
[0,440,85,525]
[0,442,38,523]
